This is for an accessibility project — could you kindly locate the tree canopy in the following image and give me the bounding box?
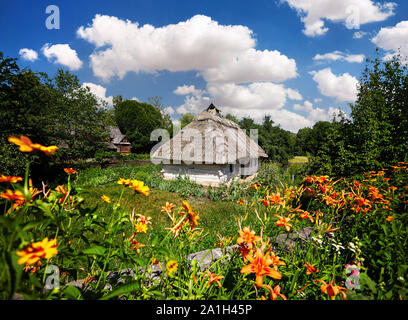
[0,52,108,178]
[114,99,171,153]
[307,53,408,177]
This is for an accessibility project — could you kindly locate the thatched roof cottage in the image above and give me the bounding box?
[151,104,267,186]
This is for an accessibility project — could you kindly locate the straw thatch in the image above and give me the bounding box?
[151,105,267,164]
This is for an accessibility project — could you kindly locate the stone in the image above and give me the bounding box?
[271,227,314,253]
[187,245,237,271]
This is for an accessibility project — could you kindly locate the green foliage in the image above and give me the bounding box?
[0,52,108,179]
[306,54,408,178]
[180,113,194,128]
[114,99,170,153]
[236,115,295,165]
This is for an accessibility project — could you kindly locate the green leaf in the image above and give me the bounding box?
[82,246,106,256]
[73,187,88,195]
[100,281,140,300]
[151,234,161,247]
[62,285,83,300]
[22,221,44,232]
[360,272,377,294]
[10,251,23,296]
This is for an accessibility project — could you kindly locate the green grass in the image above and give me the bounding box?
[288,156,309,165]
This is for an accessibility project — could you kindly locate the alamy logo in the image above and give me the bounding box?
[345,264,360,290]
[45,5,60,30]
[45,265,60,290]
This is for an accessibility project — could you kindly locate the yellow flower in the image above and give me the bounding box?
[17,238,58,265]
[129,180,150,196]
[135,222,148,233]
[166,260,178,275]
[101,195,111,203]
[117,178,132,186]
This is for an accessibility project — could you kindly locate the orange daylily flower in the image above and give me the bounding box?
[136,214,152,225]
[16,238,58,266]
[268,250,286,266]
[262,284,287,300]
[386,216,394,221]
[8,136,58,155]
[237,227,261,250]
[0,189,25,202]
[55,185,71,204]
[181,201,200,229]
[299,210,314,223]
[165,221,184,238]
[368,186,383,201]
[236,199,248,206]
[304,262,320,275]
[203,270,224,288]
[64,168,78,175]
[28,178,41,199]
[315,279,347,300]
[241,247,283,287]
[161,202,176,214]
[0,175,23,183]
[268,193,285,207]
[0,189,25,211]
[273,215,292,232]
[127,234,145,254]
[250,183,261,190]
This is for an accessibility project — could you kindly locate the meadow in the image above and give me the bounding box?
[1,136,408,300]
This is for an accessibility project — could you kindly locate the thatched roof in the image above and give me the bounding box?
[108,127,130,149]
[151,105,268,164]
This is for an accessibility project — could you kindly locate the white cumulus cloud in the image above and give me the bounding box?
[77,14,297,83]
[19,48,38,62]
[310,68,358,102]
[353,31,368,39]
[313,50,365,63]
[82,82,113,107]
[42,43,83,70]
[281,0,396,37]
[372,20,408,63]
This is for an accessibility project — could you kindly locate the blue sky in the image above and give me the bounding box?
[1,0,407,132]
